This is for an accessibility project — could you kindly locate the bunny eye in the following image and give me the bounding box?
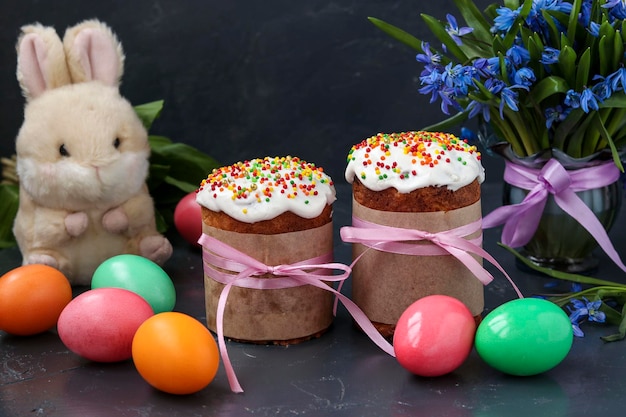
[113,138,121,149]
[59,144,70,157]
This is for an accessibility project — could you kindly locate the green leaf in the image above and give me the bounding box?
[504,0,520,8]
[541,10,563,50]
[452,0,492,45]
[526,76,569,106]
[421,111,470,132]
[499,243,624,287]
[614,30,624,71]
[575,47,591,92]
[592,113,624,172]
[565,111,594,157]
[164,176,198,193]
[149,137,221,193]
[0,184,19,248]
[601,304,626,342]
[598,35,609,76]
[599,302,623,326]
[600,93,626,108]
[567,0,583,45]
[367,17,424,52]
[558,45,577,86]
[421,14,469,62]
[134,100,164,130]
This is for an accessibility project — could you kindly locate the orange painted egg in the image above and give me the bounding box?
[0,264,72,336]
[132,312,219,394]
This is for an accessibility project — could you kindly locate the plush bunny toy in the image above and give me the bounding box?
[13,20,173,285]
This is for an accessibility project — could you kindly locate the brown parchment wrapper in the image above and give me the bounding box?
[351,198,484,330]
[202,222,334,344]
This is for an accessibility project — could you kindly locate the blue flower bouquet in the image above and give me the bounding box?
[370,0,626,170]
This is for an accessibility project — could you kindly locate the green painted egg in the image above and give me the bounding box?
[92,254,176,314]
[475,298,573,376]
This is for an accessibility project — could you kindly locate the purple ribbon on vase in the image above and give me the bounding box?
[198,233,395,394]
[482,158,626,271]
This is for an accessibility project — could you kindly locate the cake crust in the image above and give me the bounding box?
[201,204,332,234]
[351,178,481,212]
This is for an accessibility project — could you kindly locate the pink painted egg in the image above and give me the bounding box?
[57,288,154,362]
[174,192,203,246]
[393,295,476,377]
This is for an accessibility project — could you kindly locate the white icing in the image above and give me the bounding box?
[196,156,336,223]
[345,132,485,192]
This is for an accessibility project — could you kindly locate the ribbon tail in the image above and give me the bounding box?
[338,292,396,357]
[555,190,626,273]
[216,283,244,393]
[444,245,494,286]
[482,201,526,229]
[483,186,548,248]
[436,234,524,298]
[292,275,395,357]
[501,196,547,248]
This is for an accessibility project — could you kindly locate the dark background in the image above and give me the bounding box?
[0,0,498,185]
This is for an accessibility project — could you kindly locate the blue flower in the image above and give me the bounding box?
[564,89,581,109]
[568,297,607,324]
[439,89,462,115]
[499,86,520,118]
[467,99,491,121]
[603,0,626,20]
[572,322,585,337]
[473,58,497,78]
[507,45,530,67]
[540,47,560,65]
[588,21,601,37]
[592,77,612,101]
[440,63,478,96]
[607,67,626,92]
[419,68,445,103]
[445,14,473,46]
[416,42,442,71]
[545,105,570,129]
[579,0,593,27]
[492,7,519,33]
[580,86,600,112]
[513,67,536,88]
[525,0,571,40]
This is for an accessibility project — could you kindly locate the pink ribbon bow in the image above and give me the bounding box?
[482,158,626,271]
[198,233,395,394]
[340,217,522,297]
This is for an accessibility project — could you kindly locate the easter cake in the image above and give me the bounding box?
[344,131,485,337]
[196,156,336,344]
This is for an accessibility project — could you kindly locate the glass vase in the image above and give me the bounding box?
[503,175,622,273]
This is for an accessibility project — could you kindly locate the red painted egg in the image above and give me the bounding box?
[57,288,154,362]
[393,295,476,377]
[173,192,202,246]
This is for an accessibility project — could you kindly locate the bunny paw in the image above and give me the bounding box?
[139,235,173,265]
[102,207,129,233]
[25,253,59,269]
[65,212,88,237]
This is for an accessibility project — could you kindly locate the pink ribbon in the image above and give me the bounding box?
[340,217,522,298]
[198,233,395,394]
[482,158,626,271]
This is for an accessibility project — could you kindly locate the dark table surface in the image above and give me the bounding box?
[2,180,626,417]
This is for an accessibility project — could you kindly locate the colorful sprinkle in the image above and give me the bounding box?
[347,131,480,172]
[198,156,334,207]
[346,131,484,191]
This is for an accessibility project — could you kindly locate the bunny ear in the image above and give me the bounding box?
[16,24,71,100]
[63,19,124,86]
